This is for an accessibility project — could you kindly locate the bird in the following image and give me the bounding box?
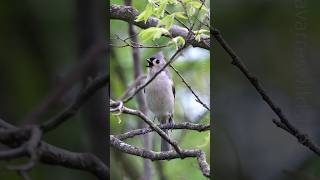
[144,52,175,151]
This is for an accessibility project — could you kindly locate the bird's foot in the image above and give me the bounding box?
[168,116,175,132]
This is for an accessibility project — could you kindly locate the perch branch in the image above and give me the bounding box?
[110,135,210,178]
[110,100,182,155]
[114,122,210,140]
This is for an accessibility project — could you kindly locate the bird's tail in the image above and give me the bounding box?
[161,128,170,151]
[159,115,170,151]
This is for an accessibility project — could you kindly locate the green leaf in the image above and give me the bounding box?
[169,36,185,50]
[187,0,208,13]
[159,14,175,29]
[139,27,170,41]
[174,12,188,19]
[193,29,209,35]
[187,5,195,16]
[174,36,186,47]
[135,3,154,23]
[197,132,210,148]
[182,0,193,4]
[189,1,202,9]
[195,34,201,42]
[115,115,122,124]
[168,0,178,4]
[193,29,208,42]
[155,1,167,18]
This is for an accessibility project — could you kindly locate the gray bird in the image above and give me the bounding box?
[144,52,175,151]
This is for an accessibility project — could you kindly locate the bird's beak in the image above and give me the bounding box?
[146,59,153,68]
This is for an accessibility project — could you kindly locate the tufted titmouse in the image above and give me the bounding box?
[144,52,175,151]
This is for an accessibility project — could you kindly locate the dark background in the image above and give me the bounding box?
[0,0,107,179]
[213,0,320,180]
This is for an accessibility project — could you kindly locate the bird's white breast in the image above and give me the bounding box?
[145,72,174,117]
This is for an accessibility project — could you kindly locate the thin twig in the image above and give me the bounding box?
[109,43,168,48]
[110,36,168,49]
[118,75,146,101]
[169,65,210,110]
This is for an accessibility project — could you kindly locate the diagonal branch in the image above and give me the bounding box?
[110,100,183,155]
[110,4,210,50]
[169,65,210,110]
[40,73,109,132]
[212,28,320,156]
[23,43,105,124]
[110,135,210,178]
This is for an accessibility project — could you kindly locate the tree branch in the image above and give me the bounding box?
[0,119,108,179]
[22,43,105,124]
[169,65,210,111]
[110,4,210,50]
[110,135,210,178]
[114,122,210,140]
[40,73,109,132]
[212,28,320,156]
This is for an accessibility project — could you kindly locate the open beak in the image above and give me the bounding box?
[146,59,153,68]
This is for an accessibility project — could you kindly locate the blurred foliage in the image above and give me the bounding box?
[0,0,103,180]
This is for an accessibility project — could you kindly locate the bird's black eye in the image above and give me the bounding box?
[155,60,160,64]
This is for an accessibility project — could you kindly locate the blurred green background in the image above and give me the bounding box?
[213,0,320,180]
[110,0,210,179]
[0,0,107,179]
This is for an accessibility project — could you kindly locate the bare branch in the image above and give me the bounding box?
[110,35,168,49]
[22,43,105,124]
[110,135,210,178]
[114,122,210,140]
[169,65,210,111]
[40,73,109,132]
[212,28,320,156]
[118,74,146,101]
